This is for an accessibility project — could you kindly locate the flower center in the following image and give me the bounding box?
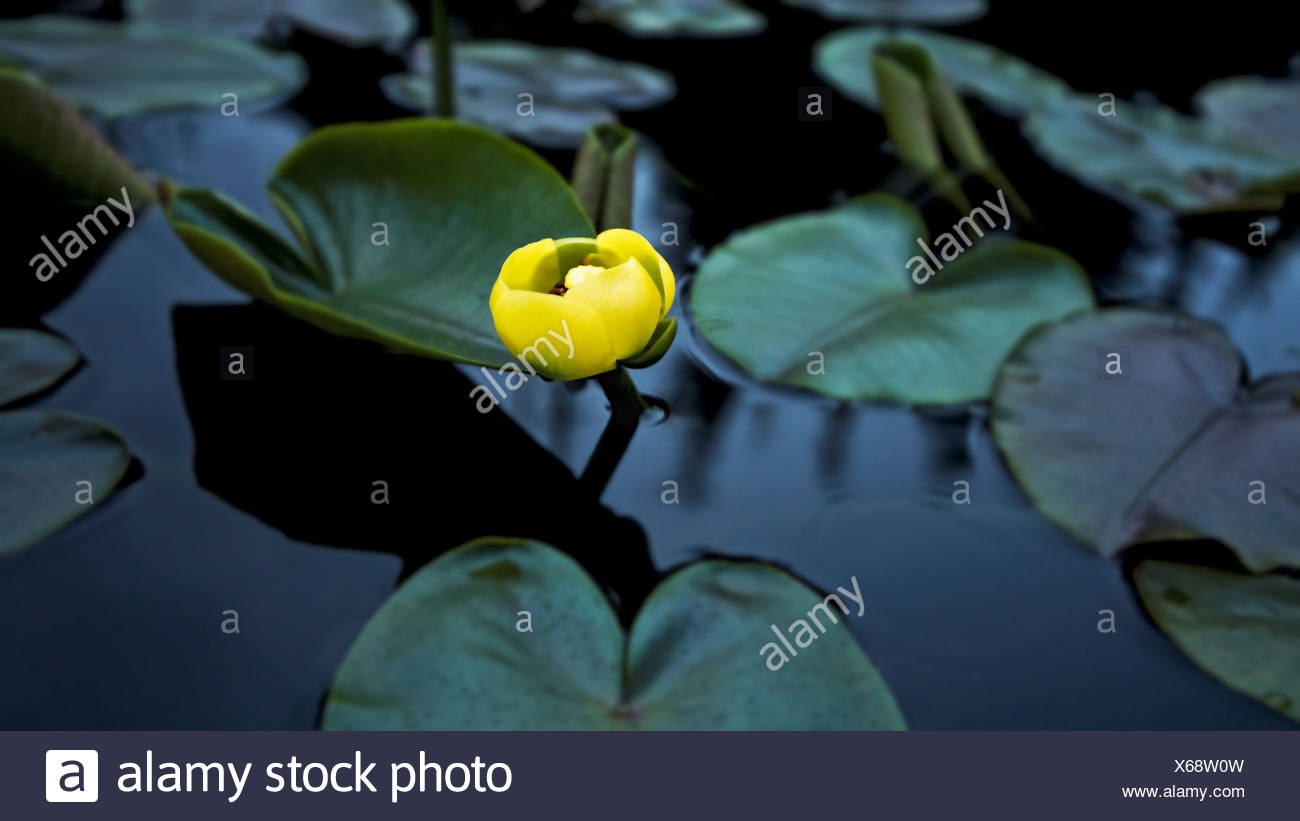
[549,253,608,295]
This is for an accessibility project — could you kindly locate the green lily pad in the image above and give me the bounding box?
[0,67,155,205]
[382,40,675,148]
[0,15,306,118]
[0,329,130,555]
[166,118,594,367]
[1024,98,1300,213]
[128,0,415,47]
[323,538,906,729]
[0,329,79,406]
[814,27,1069,116]
[690,194,1094,403]
[992,309,1300,572]
[0,410,131,555]
[1135,561,1300,723]
[786,0,986,23]
[575,0,765,38]
[1195,76,1300,153]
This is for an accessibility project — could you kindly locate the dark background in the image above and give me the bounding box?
[0,0,1296,730]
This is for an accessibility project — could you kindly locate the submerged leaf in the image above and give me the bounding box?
[690,195,1093,403]
[382,40,674,148]
[0,15,306,118]
[1024,98,1300,213]
[128,0,416,47]
[575,0,765,38]
[323,538,905,729]
[992,309,1300,571]
[1196,75,1300,153]
[1136,561,1300,723]
[786,0,986,23]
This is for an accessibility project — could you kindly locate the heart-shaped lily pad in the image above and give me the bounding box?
[381,40,675,148]
[1195,76,1300,153]
[323,538,906,729]
[165,119,594,367]
[1024,98,1300,213]
[575,0,765,38]
[0,15,306,118]
[814,27,1069,116]
[689,194,1094,403]
[1,67,154,205]
[0,329,80,406]
[992,309,1300,572]
[128,0,415,47]
[786,0,986,23]
[1135,561,1300,723]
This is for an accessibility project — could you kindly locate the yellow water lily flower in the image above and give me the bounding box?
[489,228,676,380]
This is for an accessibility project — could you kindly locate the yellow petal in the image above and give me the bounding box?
[489,286,615,380]
[596,228,671,315]
[655,251,676,316]
[562,257,661,361]
[498,238,560,292]
[563,265,605,289]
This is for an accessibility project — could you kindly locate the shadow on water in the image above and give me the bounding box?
[172,302,659,621]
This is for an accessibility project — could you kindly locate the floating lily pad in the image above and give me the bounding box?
[382,40,675,148]
[166,119,593,367]
[128,0,415,47]
[1135,561,1300,723]
[0,411,130,555]
[1024,98,1300,213]
[786,0,986,23]
[0,67,155,204]
[575,0,765,38]
[992,309,1300,572]
[0,329,79,406]
[814,27,1069,116]
[1195,76,1300,153]
[0,329,129,554]
[690,195,1094,403]
[323,538,906,729]
[0,15,306,118]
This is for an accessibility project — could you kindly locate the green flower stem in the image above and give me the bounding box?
[580,366,649,498]
[598,365,649,422]
[432,0,455,118]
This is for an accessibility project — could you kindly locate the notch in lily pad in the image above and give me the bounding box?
[323,538,906,730]
[992,309,1300,571]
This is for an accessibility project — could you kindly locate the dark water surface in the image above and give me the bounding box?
[2,2,1297,729]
